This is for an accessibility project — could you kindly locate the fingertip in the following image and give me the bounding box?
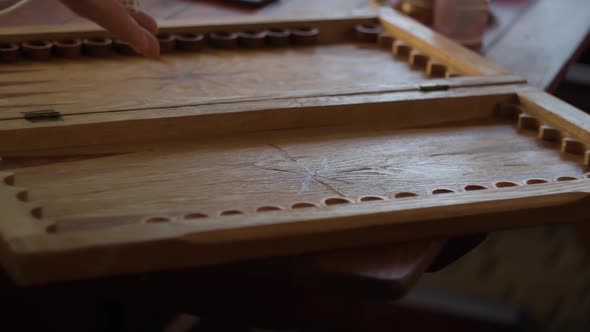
[143,32,161,59]
[130,11,159,36]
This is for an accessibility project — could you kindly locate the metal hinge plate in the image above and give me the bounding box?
[418,83,451,92]
[23,110,63,123]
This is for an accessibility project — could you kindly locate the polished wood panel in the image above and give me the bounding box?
[1,4,590,287]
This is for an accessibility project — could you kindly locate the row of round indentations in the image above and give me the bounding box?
[354,23,459,79]
[1,173,46,226]
[512,110,590,165]
[496,104,590,165]
[137,175,590,224]
[0,27,320,62]
[0,39,132,60]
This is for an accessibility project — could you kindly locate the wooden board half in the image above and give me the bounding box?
[0,9,508,121]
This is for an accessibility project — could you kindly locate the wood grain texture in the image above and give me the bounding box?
[6,179,590,285]
[1,9,590,286]
[518,90,590,145]
[379,7,507,76]
[1,0,585,92]
[3,89,590,284]
[0,12,515,123]
[0,79,525,153]
[7,119,588,223]
[0,43,429,119]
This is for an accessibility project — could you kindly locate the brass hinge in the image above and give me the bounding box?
[418,83,450,92]
[23,110,63,123]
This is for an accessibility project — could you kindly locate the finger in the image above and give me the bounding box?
[60,0,159,57]
[138,26,161,58]
[129,11,158,35]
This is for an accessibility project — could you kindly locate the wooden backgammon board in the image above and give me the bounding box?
[1,8,589,285]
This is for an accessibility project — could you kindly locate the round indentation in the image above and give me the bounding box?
[526,178,549,185]
[175,33,205,52]
[113,39,140,55]
[432,189,454,195]
[394,192,418,199]
[378,33,394,49]
[157,34,176,53]
[324,197,352,206]
[16,190,28,202]
[355,23,382,43]
[83,38,113,57]
[3,174,15,185]
[494,181,520,188]
[539,125,561,142]
[562,138,586,155]
[266,28,291,47]
[359,196,386,202]
[518,114,540,131]
[291,27,320,45]
[525,178,550,185]
[184,213,208,220]
[145,216,172,223]
[256,206,282,212]
[53,39,82,58]
[556,176,578,182]
[238,30,267,48]
[410,52,429,68]
[464,185,487,191]
[31,207,43,219]
[46,224,58,234]
[428,62,448,78]
[291,202,318,209]
[0,42,20,62]
[393,41,411,58]
[209,31,239,49]
[220,210,245,216]
[21,41,53,60]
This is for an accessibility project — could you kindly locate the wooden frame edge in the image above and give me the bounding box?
[378,7,509,76]
[517,89,590,145]
[0,10,378,43]
[0,81,526,154]
[6,180,590,285]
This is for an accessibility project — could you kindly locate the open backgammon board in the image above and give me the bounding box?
[1,8,589,285]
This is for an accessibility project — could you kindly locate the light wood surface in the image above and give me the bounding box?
[2,0,586,92]
[2,81,590,284]
[1,8,590,285]
[7,116,587,223]
[0,12,479,121]
[379,8,507,76]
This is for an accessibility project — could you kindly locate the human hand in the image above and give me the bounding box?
[59,0,160,58]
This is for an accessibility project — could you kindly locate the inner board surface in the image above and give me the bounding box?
[6,117,589,232]
[0,43,429,119]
